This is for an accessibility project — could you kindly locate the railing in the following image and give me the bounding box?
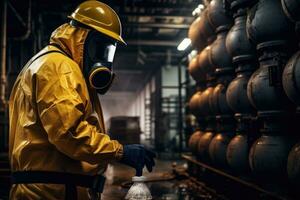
[182,153,298,200]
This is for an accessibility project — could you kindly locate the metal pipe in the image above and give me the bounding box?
[154,69,162,149]
[178,64,183,152]
[121,14,195,19]
[37,14,43,50]
[127,23,190,29]
[184,66,190,104]
[0,0,7,108]
[8,1,26,27]
[127,40,179,46]
[12,0,32,41]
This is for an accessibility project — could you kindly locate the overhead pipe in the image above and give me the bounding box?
[0,0,7,108]
[12,0,32,41]
[127,23,190,29]
[127,40,179,46]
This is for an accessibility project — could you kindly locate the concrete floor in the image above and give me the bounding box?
[0,156,187,200]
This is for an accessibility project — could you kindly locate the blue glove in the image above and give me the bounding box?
[120,144,156,176]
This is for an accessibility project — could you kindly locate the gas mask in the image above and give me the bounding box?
[83,31,117,94]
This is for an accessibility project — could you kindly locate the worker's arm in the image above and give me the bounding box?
[35,60,123,165]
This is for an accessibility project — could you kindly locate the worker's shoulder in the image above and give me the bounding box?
[33,50,81,77]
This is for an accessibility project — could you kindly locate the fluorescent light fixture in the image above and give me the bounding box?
[177,38,191,51]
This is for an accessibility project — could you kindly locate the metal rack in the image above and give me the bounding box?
[182,153,299,200]
[161,96,181,151]
[176,47,194,152]
[144,97,153,140]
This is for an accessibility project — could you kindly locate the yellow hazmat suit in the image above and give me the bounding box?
[9,23,123,199]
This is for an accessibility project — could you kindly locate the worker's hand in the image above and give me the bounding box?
[120,144,156,176]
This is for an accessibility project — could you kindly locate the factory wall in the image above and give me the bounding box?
[101,75,156,139]
[101,65,187,148]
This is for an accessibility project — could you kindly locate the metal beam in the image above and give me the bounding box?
[127,23,190,29]
[12,0,32,41]
[126,40,179,47]
[122,8,195,15]
[8,2,26,27]
[121,14,194,19]
[123,2,198,9]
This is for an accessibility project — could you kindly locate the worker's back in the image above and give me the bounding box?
[9,44,108,199]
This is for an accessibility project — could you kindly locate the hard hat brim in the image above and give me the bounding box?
[68,14,127,45]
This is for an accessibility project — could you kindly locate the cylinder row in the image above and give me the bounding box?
[187,0,300,184]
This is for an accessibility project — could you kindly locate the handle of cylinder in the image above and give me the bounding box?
[268,63,282,87]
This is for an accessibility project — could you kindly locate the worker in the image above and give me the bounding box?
[8,1,156,199]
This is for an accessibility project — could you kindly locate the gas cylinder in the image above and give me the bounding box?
[188,8,216,51]
[206,6,235,167]
[198,46,214,75]
[207,0,233,30]
[211,75,234,115]
[189,92,202,118]
[188,130,204,155]
[287,142,300,184]
[227,134,250,171]
[209,26,234,115]
[209,132,234,167]
[197,86,215,117]
[199,9,216,44]
[227,69,255,114]
[188,56,206,84]
[196,76,217,161]
[196,83,216,162]
[209,27,233,74]
[227,0,258,10]
[281,0,300,22]
[249,134,294,175]
[280,0,300,184]
[247,0,294,45]
[246,0,296,177]
[188,17,206,51]
[197,128,215,161]
[282,51,300,107]
[209,116,235,167]
[225,7,258,172]
[225,10,256,63]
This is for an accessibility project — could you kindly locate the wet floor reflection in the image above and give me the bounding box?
[102,160,219,200]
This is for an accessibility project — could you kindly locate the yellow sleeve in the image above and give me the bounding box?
[35,59,123,165]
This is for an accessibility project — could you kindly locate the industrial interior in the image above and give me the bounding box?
[1,0,300,199]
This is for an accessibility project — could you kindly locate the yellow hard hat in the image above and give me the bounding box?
[69,0,126,45]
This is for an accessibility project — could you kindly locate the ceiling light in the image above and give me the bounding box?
[177,38,191,51]
[198,4,204,9]
[192,4,205,16]
[192,7,201,16]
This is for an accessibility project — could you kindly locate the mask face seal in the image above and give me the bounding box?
[83,31,117,94]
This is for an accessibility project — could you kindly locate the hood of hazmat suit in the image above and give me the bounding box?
[9,23,123,200]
